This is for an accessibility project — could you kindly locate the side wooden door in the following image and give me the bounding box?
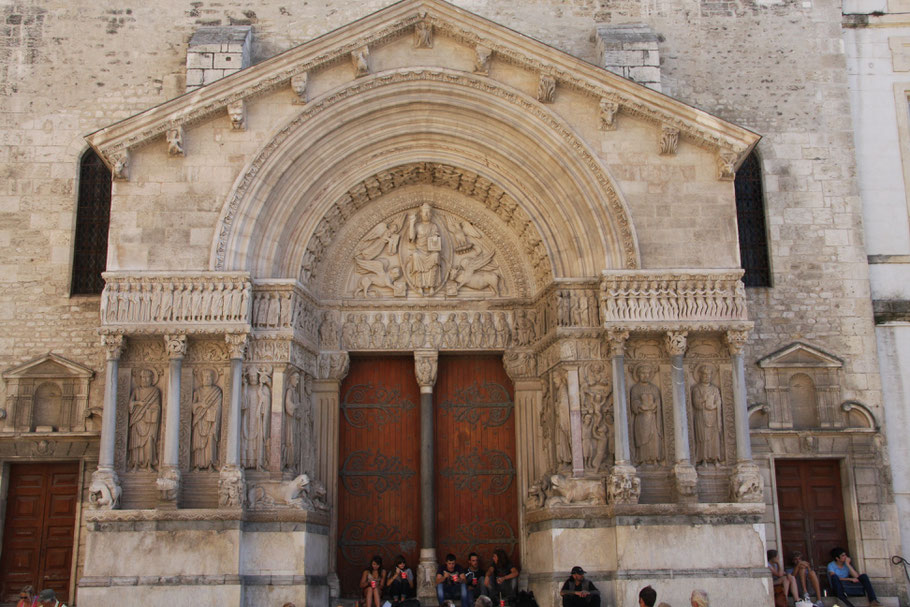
[435,355,519,570]
[775,459,848,581]
[337,357,421,597]
[0,462,79,604]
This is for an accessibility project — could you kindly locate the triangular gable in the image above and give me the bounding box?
[757,342,843,369]
[2,353,96,380]
[85,0,758,173]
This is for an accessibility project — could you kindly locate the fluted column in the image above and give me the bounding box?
[606,330,640,504]
[414,350,439,603]
[219,333,247,508]
[666,331,698,502]
[315,351,350,602]
[89,334,125,510]
[158,333,186,509]
[726,329,764,503]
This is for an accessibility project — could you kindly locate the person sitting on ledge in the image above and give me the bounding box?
[787,550,823,605]
[690,589,710,607]
[387,554,416,604]
[484,549,519,604]
[827,546,882,607]
[36,590,66,607]
[560,566,600,607]
[437,552,469,607]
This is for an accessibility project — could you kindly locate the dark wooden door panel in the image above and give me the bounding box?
[337,357,421,598]
[775,459,847,582]
[435,356,519,570]
[0,462,79,604]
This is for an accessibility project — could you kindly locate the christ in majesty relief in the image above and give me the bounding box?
[406,203,442,295]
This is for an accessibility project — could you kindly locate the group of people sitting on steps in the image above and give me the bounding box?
[360,550,519,607]
[767,547,882,607]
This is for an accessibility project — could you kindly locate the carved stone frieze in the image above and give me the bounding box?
[503,350,536,381]
[659,125,679,156]
[227,100,246,131]
[339,310,512,351]
[101,272,252,332]
[248,474,328,511]
[317,351,350,381]
[537,74,556,103]
[542,473,606,507]
[599,98,619,130]
[601,271,749,327]
[166,127,184,157]
[290,72,308,104]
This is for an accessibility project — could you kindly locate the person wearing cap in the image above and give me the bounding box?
[560,566,600,607]
[36,589,66,607]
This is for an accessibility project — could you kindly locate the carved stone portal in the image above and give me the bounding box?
[348,203,505,298]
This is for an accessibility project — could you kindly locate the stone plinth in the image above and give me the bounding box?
[524,503,770,607]
[78,508,329,607]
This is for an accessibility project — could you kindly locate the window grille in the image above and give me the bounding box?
[735,151,771,287]
[70,149,111,295]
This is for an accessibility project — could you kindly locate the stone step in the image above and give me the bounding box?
[798,597,900,607]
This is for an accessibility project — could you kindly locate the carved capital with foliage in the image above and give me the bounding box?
[605,330,630,358]
[414,351,438,389]
[164,334,188,359]
[724,329,750,356]
[101,334,126,361]
[225,333,248,360]
[665,331,688,357]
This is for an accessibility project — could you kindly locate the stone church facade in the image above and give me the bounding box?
[0,0,905,606]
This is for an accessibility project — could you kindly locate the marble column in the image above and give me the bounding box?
[315,351,349,602]
[414,350,438,602]
[726,329,764,503]
[219,333,247,508]
[666,331,698,502]
[606,330,640,504]
[89,334,125,510]
[158,333,187,508]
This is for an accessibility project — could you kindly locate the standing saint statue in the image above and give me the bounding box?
[191,368,223,470]
[629,364,662,465]
[242,367,271,470]
[691,364,723,464]
[405,203,442,295]
[128,368,161,470]
[553,372,573,470]
[284,371,302,473]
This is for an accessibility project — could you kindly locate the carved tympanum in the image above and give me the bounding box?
[348,203,504,298]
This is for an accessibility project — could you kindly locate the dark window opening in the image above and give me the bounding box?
[70,149,111,295]
[735,151,771,287]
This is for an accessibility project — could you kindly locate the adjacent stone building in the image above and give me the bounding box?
[0,0,905,605]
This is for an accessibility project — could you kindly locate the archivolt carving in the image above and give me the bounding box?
[213,69,640,274]
[309,170,543,296]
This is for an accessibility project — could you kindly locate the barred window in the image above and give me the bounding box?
[71,149,111,295]
[735,151,771,287]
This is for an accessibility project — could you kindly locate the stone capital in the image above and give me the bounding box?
[101,334,126,361]
[724,329,750,356]
[730,461,764,503]
[503,349,536,381]
[607,463,641,505]
[89,468,122,510]
[218,464,245,509]
[317,351,350,381]
[164,334,187,359]
[672,461,698,503]
[414,351,438,390]
[665,330,688,357]
[225,333,248,360]
[605,330,630,357]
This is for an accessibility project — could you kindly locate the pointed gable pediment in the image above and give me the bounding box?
[2,353,95,380]
[85,0,758,176]
[757,342,843,369]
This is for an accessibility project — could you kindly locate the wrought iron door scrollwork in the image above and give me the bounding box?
[341,382,416,428]
[440,517,517,555]
[340,519,418,564]
[440,448,515,494]
[340,449,415,496]
[439,381,513,426]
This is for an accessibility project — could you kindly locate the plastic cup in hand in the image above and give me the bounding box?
[500,600,505,607]
[401,571,407,579]
[370,580,376,588]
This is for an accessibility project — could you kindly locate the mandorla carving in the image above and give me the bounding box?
[101,274,252,328]
[601,271,748,324]
[348,204,504,298]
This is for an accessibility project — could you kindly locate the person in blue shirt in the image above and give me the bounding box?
[826,547,881,607]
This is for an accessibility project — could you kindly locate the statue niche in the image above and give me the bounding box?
[348,203,504,298]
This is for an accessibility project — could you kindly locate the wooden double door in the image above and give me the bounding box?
[775,459,849,581]
[337,355,518,597]
[0,463,79,604]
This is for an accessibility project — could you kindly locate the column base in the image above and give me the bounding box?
[672,461,698,503]
[608,463,641,504]
[89,467,122,510]
[417,547,437,602]
[156,465,181,509]
[219,465,246,508]
[328,572,340,604]
[730,461,764,503]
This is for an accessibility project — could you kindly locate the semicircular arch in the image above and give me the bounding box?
[211,68,641,283]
